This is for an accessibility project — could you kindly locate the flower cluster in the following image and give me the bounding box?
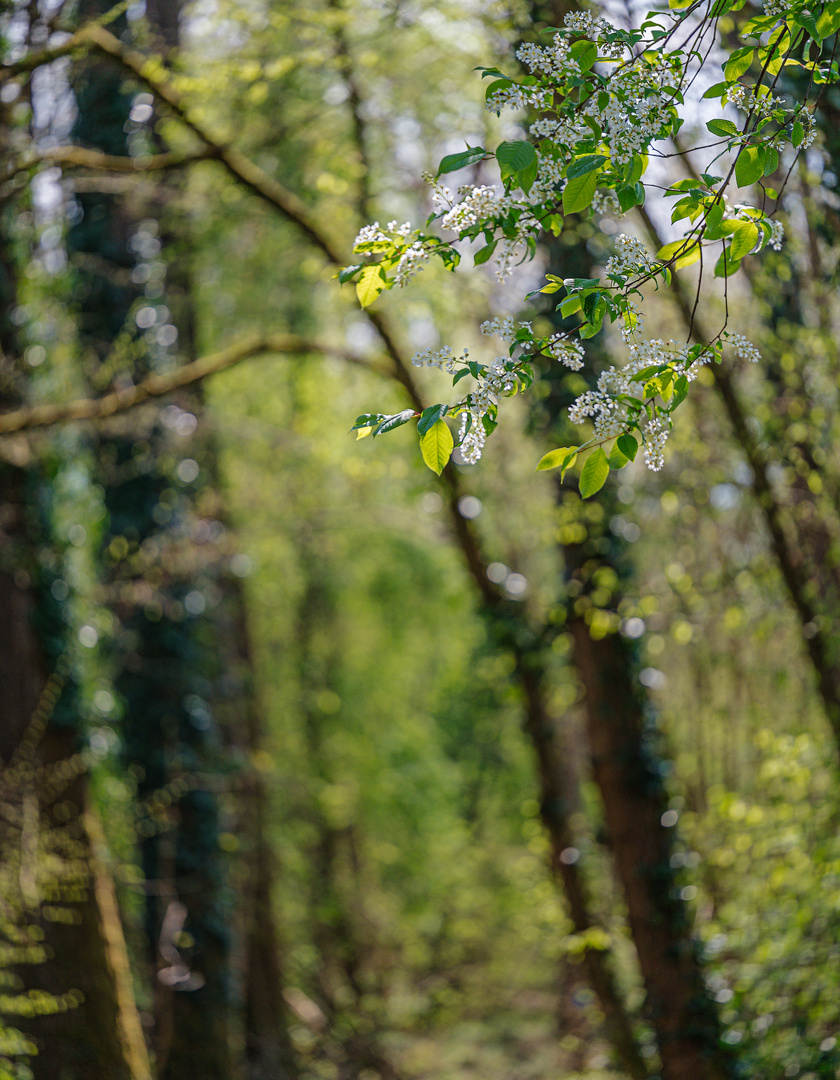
[353,221,390,246]
[485,83,554,113]
[458,408,487,464]
[545,332,585,369]
[568,389,629,440]
[727,333,761,363]
[724,83,786,117]
[440,185,503,231]
[642,416,668,471]
[605,234,653,278]
[583,49,681,168]
[480,316,517,343]
[411,346,468,373]
[395,242,429,286]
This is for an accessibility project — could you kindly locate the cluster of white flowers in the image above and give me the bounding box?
[592,189,623,216]
[429,179,452,212]
[769,219,784,250]
[763,0,793,15]
[796,108,817,149]
[480,316,535,343]
[441,185,503,231]
[533,151,566,195]
[395,242,430,286]
[724,83,786,116]
[605,234,653,277]
[458,357,521,463]
[568,389,629,439]
[459,408,487,463]
[353,220,413,249]
[582,50,681,167]
[411,345,468,373]
[353,221,390,247]
[642,415,668,471]
[563,11,624,57]
[480,315,518,343]
[486,82,554,113]
[727,333,761,362]
[546,332,585,369]
[567,337,698,466]
[515,36,579,80]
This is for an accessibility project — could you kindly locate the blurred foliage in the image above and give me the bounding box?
[4,0,840,1076]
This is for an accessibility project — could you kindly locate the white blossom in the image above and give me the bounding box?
[394,242,430,286]
[546,333,585,370]
[606,234,653,278]
[441,185,503,231]
[643,415,668,471]
[353,221,389,247]
[727,333,761,363]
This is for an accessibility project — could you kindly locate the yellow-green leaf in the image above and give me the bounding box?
[563,170,598,215]
[356,264,385,308]
[419,419,454,475]
[730,220,759,260]
[536,446,578,475]
[579,447,610,499]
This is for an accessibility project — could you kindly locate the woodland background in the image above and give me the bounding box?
[2,0,840,1079]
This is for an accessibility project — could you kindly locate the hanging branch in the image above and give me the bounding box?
[0,334,388,434]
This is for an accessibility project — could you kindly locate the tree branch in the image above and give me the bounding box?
[3,145,216,185]
[0,334,387,434]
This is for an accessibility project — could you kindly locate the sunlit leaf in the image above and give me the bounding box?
[419,419,454,474]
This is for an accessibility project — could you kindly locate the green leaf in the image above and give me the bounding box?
[570,39,598,70]
[563,169,598,215]
[374,410,416,436]
[437,146,487,176]
[579,447,610,499]
[617,433,638,461]
[473,240,498,265]
[515,154,539,194]
[338,264,362,284]
[355,426,372,440]
[559,294,582,317]
[714,244,743,278]
[793,10,822,39]
[566,154,606,179]
[735,145,764,188]
[419,419,454,475]
[417,404,449,436]
[730,220,759,260]
[724,47,754,81]
[656,238,699,265]
[356,264,386,308]
[669,375,689,411]
[703,81,729,100]
[706,118,739,137]
[352,413,385,430]
[626,156,645,186]
[792,120,804,147]
[763,145,779,176]
[816,0,840,39]
[607,443,629,469]
[497,140,537,182]
[536,446,578,475]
